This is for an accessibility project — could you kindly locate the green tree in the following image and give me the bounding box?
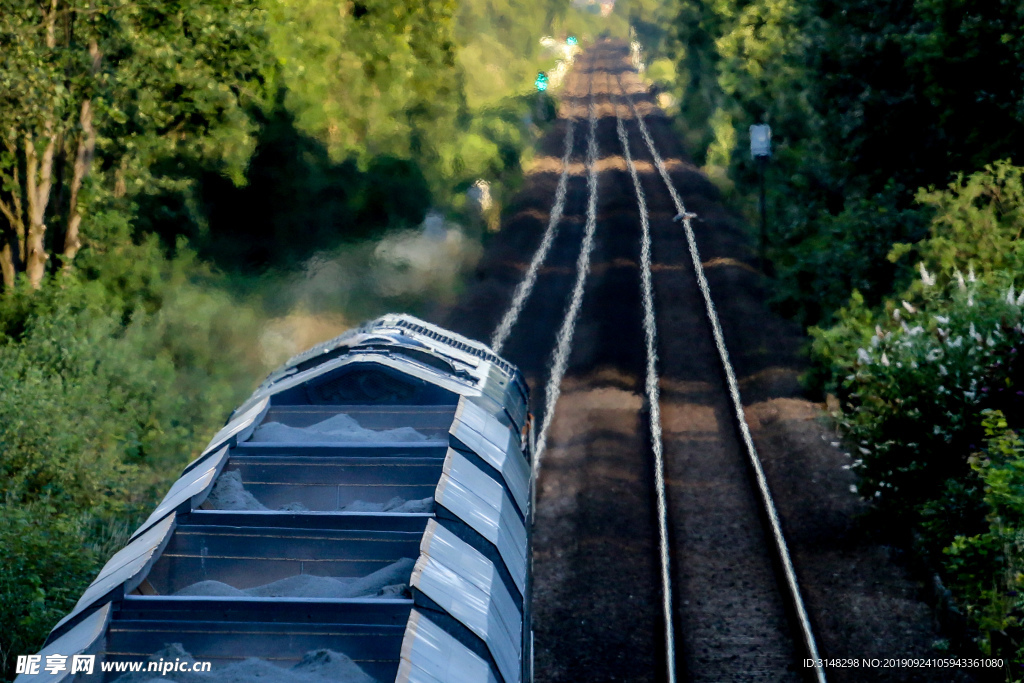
[910,160,1024,282]
[263,0,460,167]
[0,0,268,291]
[669,0,1024,325]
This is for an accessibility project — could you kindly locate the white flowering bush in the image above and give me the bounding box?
[810,161,1024,670]
[812,161,1024,522]
[812,274,1024,518]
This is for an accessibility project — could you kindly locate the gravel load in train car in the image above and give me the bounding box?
[112,644,377,683]
[339,497,433,513]
[250,413,428,443]
[205,470,434,512]
[173,557,415,599]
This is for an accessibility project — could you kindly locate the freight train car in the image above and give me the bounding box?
[16,314,533,683]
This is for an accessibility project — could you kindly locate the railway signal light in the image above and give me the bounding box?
[535,71,549,92]
[567,35,577,46]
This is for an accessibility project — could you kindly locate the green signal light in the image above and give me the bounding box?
[567,36,578,45]
[535,72,549,91]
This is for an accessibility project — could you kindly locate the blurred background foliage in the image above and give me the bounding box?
[651,0,1024,326]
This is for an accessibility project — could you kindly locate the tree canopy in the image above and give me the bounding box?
[0,0,268,289]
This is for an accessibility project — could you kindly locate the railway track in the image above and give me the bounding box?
[448,42,824,682]
[614,61,823,682]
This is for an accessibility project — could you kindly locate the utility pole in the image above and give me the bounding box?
[749,123,772,272]
[759,155,767,265]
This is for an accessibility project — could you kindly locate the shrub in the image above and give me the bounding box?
[0,265,265,679]
[0,505,105,678]
[812,160,1024,673]
[909,160,1024,285]
[942,411,1024,675]
[812,277,1024,522]
[813,161,1024,522]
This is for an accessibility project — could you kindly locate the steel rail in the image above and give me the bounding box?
[610,77,678,683]
[616,71,827,683]
[491,115,576,354]
[533,59,600,471]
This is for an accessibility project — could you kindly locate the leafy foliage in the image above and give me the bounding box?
[0,505,107,677]
[812,162,1024,510]
[263,0,459,165]
[775,181,931,322]
[943,413,1024,675]
[911,161,1024,282]
[666,0,1024,326]
[0,0,269,288]
[812,279,1024,519]
[810,160,1024,670]
[0,243,269,679]
[195,102,433,271]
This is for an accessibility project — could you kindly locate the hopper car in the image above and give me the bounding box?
[16,314,534,683]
